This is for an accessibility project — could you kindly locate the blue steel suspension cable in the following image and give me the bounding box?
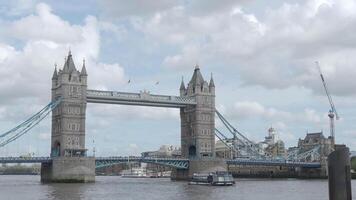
[0,98,62,147]
[0,98,61,146]
[215,110,264,157]
[0,103,50,138]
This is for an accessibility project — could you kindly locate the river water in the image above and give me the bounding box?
[0,175,354,200]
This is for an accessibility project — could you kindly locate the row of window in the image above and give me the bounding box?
[185,128,213,137]
[53,105,83,116]
[186,113,213,122]
[200,114,211,121]
[189,87,213,94]
[69,86,82,97]
[202,96,212,104]
[201,129,211,135]
[67,106,81,115]
[53,120,81,132]
[66,136,80,147]
[200,142,212,152]
[68,123,80,131]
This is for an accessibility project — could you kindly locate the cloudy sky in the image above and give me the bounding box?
[0,0,355,156]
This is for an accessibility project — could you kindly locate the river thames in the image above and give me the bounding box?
[0,175,354,200]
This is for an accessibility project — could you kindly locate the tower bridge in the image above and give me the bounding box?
[0,52,324,182]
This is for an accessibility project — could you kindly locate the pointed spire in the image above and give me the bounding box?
[189,64,204,87]
[52,63,58,80]
[209,72,215,87]
[180,76,185,90]
[66,50,77,73]
[63,56,69,73]
[81,58,87,76]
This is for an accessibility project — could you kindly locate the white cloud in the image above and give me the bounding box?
[303,108,321,123]
[127,143,140,156]
[98,0,250,18]
[186,0,249,16]
[231,101,289,120]
[87,62,126,90]
[8,3,82,43]
[233,101,265,118]
[0,107,6,120]
[0,3,126,121]
[229,101,322,124]
[129,143,138,149]
[162,45,201,69]
[128,0,356,96]
[99,0,178,18]
[0,0,38,16]
[38,132,50,140]
[87,104,179,121]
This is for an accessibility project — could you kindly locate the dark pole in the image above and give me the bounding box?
[328,145,352,200]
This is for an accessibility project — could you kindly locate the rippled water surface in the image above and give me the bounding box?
[0,175,354,200]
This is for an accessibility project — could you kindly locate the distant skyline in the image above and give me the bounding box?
[0,0,355,156]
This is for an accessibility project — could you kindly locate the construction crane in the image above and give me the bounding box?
[315,61,339,147]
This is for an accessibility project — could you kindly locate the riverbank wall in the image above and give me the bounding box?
[228,164,327,179]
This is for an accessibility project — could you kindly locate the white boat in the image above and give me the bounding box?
[121,168,147,178]
[189,171,235,186]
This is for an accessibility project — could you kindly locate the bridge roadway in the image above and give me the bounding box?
[0,157,321,169]
[0,156,189,169]
[86,90,196,108]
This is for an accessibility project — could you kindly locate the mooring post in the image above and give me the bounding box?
[328,145,352,200]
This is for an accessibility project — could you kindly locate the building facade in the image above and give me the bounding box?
[215,138,234,159]
[297,131,333,161]
[258,127,286,158]
[141,145,181,158]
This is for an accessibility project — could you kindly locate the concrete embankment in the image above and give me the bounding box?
[228,165,327,179]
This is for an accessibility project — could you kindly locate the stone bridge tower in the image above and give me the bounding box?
[51,51,87,157]
[180,65,215,158]
[42,52,94,183]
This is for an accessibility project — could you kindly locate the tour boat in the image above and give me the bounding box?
[189,171,235,186]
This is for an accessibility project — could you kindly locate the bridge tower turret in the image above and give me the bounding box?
[51,51,87,157]
[180,65,215,158]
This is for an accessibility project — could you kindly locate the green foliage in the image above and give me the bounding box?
[351,157,356,171]
[0,164,40,175]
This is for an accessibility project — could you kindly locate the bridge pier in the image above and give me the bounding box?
[41,157,95,183]
[171,158,227,180]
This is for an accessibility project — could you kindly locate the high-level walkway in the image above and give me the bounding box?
[87,90,196,108]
